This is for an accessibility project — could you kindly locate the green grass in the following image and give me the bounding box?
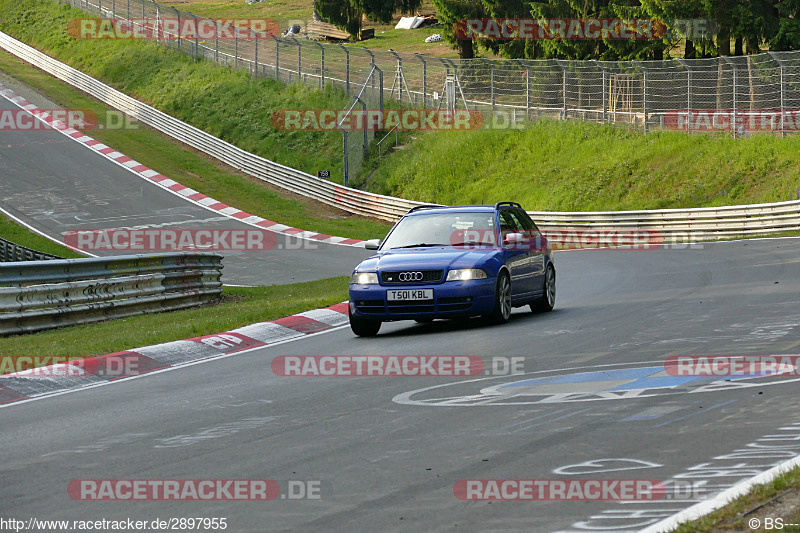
[0,36,390,240]
[0,213,85,258]
[675,465,800,531]
[368,119,800,211]
[0,0,348,182]
[0,276,348,358]
[165,0,462,57]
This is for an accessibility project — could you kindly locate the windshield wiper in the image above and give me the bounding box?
[450,241,493,247]
[391,243,448,249]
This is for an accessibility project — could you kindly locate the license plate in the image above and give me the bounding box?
[387,289,433,301]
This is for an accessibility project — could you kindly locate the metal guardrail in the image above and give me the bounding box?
[0,252,223,335]
[1,31,799,240]
[0,236,62,262]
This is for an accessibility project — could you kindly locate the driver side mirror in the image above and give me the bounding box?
[364,239,381,250]
[502,232,526,248]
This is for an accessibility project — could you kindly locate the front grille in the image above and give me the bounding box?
[381,270,444,284]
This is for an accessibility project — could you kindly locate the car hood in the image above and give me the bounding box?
[356,247,497,272]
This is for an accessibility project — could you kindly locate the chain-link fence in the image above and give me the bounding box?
[65,0,800,181]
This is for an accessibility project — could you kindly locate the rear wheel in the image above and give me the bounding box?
[531,264,556,312]
[487,272,512,324]
[349,306,382,337]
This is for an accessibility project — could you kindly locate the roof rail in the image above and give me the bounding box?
[494,201,522,209]
[406,205,443,214]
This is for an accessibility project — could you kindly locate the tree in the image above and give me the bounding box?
[315,0,424,39]
[432,0,488,58]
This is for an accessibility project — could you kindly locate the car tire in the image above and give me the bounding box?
[349,306,382,337]
[531,263,556,313]
[487,272,512,324]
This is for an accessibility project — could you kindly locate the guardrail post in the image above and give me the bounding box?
[312,40,325,89]
[337,44,350,93]
[414,53,427,107]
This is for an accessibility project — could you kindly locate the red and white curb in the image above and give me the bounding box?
[0,302,350,406]
[0,84,365,248]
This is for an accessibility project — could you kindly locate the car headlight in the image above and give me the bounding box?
[446,268,487,281]
[351,272,379,285]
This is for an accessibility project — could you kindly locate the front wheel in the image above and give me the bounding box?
[487,272,512,324]
[349,306,382,337]
[531,264,556,313]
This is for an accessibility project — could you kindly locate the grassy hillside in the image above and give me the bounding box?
[0,0,349,180]
[368,119,800,211]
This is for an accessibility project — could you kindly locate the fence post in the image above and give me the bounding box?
[592,60,606,123]
[677,58,691,132]
[555,60,568,120]
[214,20,219,63]
[274,35,279,80]
[722,56,737,137]
[235,25,239,67]
[176,8,181,51]
[342,130,349,188]
[359,96,367,159]
[126,0,129,24]
[337,44,350,94]
[635,61,648,133]
[289,36,301,81]
[388,49,407,101]
[525,61,530,120]
[414,53,427,107]
[482,58,495,115]
[770,52,786,138]
[312,40,325,89]
[254,32,258,72]
[141,0,145,29]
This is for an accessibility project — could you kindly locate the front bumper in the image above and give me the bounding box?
[349,278,496,321]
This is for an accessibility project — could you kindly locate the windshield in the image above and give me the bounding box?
[381,212,497,249]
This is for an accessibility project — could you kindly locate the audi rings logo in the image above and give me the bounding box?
[399,271,424,282]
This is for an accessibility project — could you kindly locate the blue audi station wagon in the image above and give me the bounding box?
[348,202,556,336]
